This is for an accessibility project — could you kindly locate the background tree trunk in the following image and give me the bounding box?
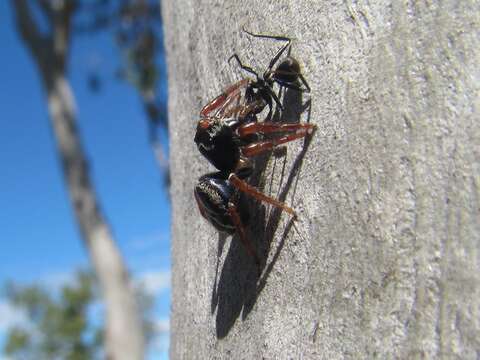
[163,0,479,358]
[44,75,144,360]
[11,1,144,359]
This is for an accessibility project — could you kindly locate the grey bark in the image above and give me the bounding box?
[11,1,144,359]
[163,0,479,359]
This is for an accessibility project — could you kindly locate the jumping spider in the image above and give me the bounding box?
[194,30,314,265]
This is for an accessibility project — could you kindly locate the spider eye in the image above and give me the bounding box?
[198,119,211,129]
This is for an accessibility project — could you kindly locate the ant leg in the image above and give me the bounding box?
[227,202,260,266]
[200,78,249,117]
[238,121,316,137]
[229,174,296,217]
[242,28,291,71]
[298,73,311,92]
[240,128,316,158]
[267,86,283,111]
[276,77,311,93]
[268,39,291,71]
[257,86,281,122]
[228,54,259,79]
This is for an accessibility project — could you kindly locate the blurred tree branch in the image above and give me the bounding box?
[11,1,147,358]
[2,270,157,360]
[76,0,170,185]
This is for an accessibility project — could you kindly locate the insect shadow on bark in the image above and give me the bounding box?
[211,87,313,338]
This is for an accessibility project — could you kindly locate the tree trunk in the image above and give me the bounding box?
[11,2,144,359]
[45,74,144,360]
[163,1,479,358]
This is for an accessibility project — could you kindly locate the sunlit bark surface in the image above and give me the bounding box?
[163,1,480,359]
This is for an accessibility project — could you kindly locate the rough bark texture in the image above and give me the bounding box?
[163,1,479,358]
[11,1,144,359]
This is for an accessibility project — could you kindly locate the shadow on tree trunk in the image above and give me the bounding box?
[211,88,314,338]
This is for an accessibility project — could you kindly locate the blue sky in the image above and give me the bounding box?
[0,2,170,359]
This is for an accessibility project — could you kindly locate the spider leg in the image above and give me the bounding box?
[229,174,296,217]
[200,78,249,117]
[227,202,260,266]
[216,90,242,118]
[222,98,265,119]
[240,126,315,157]
[238,121,316,137]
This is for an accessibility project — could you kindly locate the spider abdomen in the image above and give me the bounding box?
[194,173,249,234]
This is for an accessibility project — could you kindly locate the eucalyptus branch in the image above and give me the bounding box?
[11,0,49,63]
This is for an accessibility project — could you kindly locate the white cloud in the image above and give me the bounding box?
[37,269,172,299]
[148,317,170,357]
[40,271,76,291]
[0,301,28,333]
[154,318,170,333]
[129,230,169,251]
[135,270,171,296]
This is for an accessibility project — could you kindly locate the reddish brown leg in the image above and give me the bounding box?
[238,121,316,137]
[216,82,250,118]
[227,202,260,265]
[200,78,249,117]
[229,174,296,217]
[221,98,265,119]
[241,129,314,158]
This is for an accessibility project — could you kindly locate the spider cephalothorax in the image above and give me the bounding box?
[195,118,239,172]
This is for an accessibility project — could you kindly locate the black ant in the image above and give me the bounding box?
[193,30,314,266]
[228,28,311,121]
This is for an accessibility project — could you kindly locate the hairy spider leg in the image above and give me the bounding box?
[201,79,248,118]
[238,121,316,158]
[238,121,316,137]
[241,130,313,158]
[227,202,260,265]
[219,98,266,120]
[200,78,249,118]
[229,173,296,217]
